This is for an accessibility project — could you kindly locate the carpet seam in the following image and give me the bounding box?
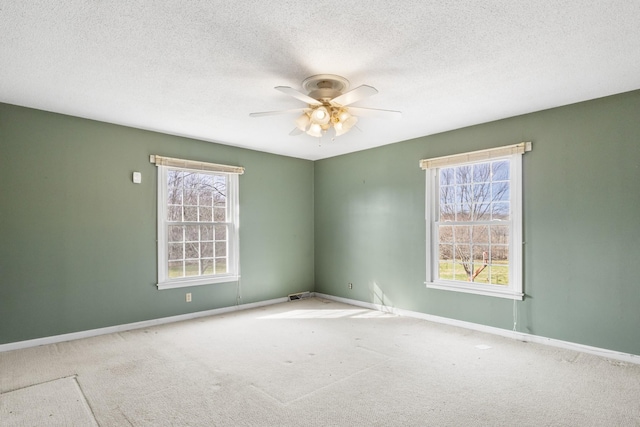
[0,374,78,395]
[73,375,101,427]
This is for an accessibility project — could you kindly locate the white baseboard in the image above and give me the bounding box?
[315,293,640,365]
[0,297,288,353]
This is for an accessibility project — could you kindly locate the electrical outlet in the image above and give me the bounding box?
[348,283,353,289]
[186,293,192,302]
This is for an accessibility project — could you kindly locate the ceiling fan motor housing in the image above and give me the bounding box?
[303,74,349,102]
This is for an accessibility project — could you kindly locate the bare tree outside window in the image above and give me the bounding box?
[437,160,510,285]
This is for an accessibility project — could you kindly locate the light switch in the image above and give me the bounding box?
[132,172,142,184]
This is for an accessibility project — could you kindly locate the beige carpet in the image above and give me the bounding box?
[1,297,639,426]
[0,376,98,426]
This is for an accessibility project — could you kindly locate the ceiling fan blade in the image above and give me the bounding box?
[347,106,402,119]
[330,85,378,107]
[289,127,304,136]
[275,86,322,106]
[249,108,307,117]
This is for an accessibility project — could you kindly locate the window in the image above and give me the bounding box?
[152,155,243,290]
[421,142,530,300]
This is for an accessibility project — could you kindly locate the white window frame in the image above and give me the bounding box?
[151,155,243,290]
[421,142,531,300]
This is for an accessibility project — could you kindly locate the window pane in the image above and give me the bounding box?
[473,203,491,221]
[168,188,182,205]
[472,162,491,183]
[215,225,226,241]
[185,225,199,241]
[439,243,453,261]
[201,242,213,258]
[185,261,199,277]
[201,259,214,275]
[439,260,454,280]
[492,160,510,181]
[440,186,455,205]
[491,245,509,263]
[183,188,198,206]
[472,245,489,263]
[168,226,184,242]
[490,226,509,245]
[214,208,226,222]
[455,185,472,203]
[455,166,472,184]
[472,264,489,283]
[440,168,454,185]
[490,264,509,285]
[440,204,456,221]
[201,225,214,240]
[199,207,212,222]
[451,261,468,282]
[492,182,510,201]
[184,172,200,188]
[201,174,214,187]
[455,204,471,222]
[439,225,453,243]
[215,258,227,274]
[473,183,490,204]
[492,202,509,220]
[185,242,199,259]
[184,206,198,222]
[167,170,183,187]
[215,241,227,257]
[472,226,489,243]
[199,191,213,207]
[471,244,489,283]
[454,244,471,281]
[168,243,183,261]
[168,206,182,221]
[454,226,471,243]
[168,261,183,278]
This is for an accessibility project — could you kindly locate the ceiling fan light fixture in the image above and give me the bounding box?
[334,122,348,136]
[307,123,323,137]
[250,74,401,141]
[343,115,358,131]
[295,113,310,131]
[311,106,330,124]
[337,110,351,122]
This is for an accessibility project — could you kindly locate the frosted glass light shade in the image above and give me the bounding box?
[307,123,323,137]
[311,107,330,125]
[295,113,310,131]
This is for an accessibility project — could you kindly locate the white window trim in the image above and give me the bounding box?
[421,142,531,300]
[152,155,243,290]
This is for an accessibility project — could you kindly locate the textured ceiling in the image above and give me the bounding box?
[2,1,640,160]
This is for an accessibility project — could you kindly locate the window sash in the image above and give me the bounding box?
[425,147,526,300]
[156,163,240,290]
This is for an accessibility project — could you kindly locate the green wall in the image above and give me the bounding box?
[3,90,640,356]
[314,90,640,356]
[0,103,315,344]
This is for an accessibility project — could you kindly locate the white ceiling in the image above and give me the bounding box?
[2,1,640,160]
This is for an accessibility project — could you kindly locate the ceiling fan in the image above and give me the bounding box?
[249,74,401,138]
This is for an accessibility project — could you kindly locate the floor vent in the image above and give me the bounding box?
[288,291,311,301]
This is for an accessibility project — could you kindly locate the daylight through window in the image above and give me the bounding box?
[152,155,242,290]
[421,143,530,299]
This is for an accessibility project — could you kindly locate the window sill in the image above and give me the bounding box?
[157,275,239,290]
[426,281,523,300]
